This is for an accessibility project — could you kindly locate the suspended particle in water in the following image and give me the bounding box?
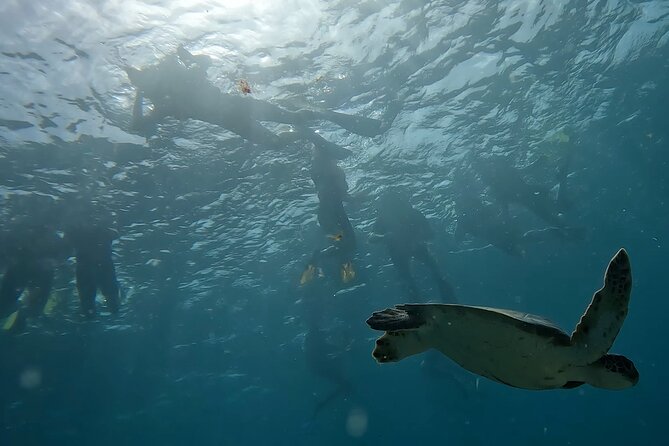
[346,407,368,438]
[19,367,42,389]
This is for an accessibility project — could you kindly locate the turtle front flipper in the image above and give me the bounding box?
[570,248,633,364]
[366,305,426,331]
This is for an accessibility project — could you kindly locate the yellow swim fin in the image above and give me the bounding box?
[327,232,343,241]
[43,292,60,316]
[2,311,19,331]
[300,264,316,285]
[340,262,356,284]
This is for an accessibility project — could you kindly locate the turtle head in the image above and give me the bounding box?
[372,331,430,364]
[587,354,639,390]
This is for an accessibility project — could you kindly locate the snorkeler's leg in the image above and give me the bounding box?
[213,98,352,156]
[231,96,303,123]
[414,246,457,303]
[338,229,357,284]
[239,95,383,137]
[218,116,292,151]
[75,263,98,318]
[23,265,54,318]
[335,204,356,251]
[0,267,25,318]
[387,247,420,299]
[312,110,383,137]
[326,203,357,280]
[98,262,120,315]
[297,127,352,159]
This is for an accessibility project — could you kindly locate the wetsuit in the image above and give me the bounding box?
[0,225,66,326]
[65,225,120,317]
[308,150,356,282]
[374,193,455,301]
[128,48,382,159]
[312,157,355,245]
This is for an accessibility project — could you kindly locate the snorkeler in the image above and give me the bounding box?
[0,223,67,332]
[301,146,357,285]
[370,191,455,302]
[65,222,121,317]
[472,154,570,228]
[127,46,387,159]
[453,169,584,256]
[453,182,528,257]
[301,273,355,417]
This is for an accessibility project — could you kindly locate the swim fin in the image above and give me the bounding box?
[340,262,356,284]
[2,310,26,333]
[301,264,316,285]
[327,232,344,241]
[2,311,18,331]
[42,292,60,316]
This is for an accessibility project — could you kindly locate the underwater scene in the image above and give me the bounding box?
[0,0,667,445]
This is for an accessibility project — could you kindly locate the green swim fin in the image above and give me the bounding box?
[2,311,19,331]
[43,293,59,316]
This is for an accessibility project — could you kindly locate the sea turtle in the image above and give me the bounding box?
[366,248,638,390]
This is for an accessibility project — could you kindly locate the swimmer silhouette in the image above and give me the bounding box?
[65,222,121,318]
[0,222,67,332]
[301,147,357,284]
[453,169,584,256]
[472,155,570,227]
[128,46,387,159]
[371,191,455,302]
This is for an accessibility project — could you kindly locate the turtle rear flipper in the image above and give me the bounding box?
[573,353,639,390]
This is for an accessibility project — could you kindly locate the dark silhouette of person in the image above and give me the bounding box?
[472,154,570,228]
[127,46,388,159]
[371,191,455,302]
[452,173,527,257]
[453,169,584,256]
[65,223,120,317]
[300,275,355,417]
[301,147,357,285]
[0,223,66,331]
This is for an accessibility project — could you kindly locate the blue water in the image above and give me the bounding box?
[1,0,668,445]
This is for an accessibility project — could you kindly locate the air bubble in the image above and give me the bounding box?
[19,367,42,389]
